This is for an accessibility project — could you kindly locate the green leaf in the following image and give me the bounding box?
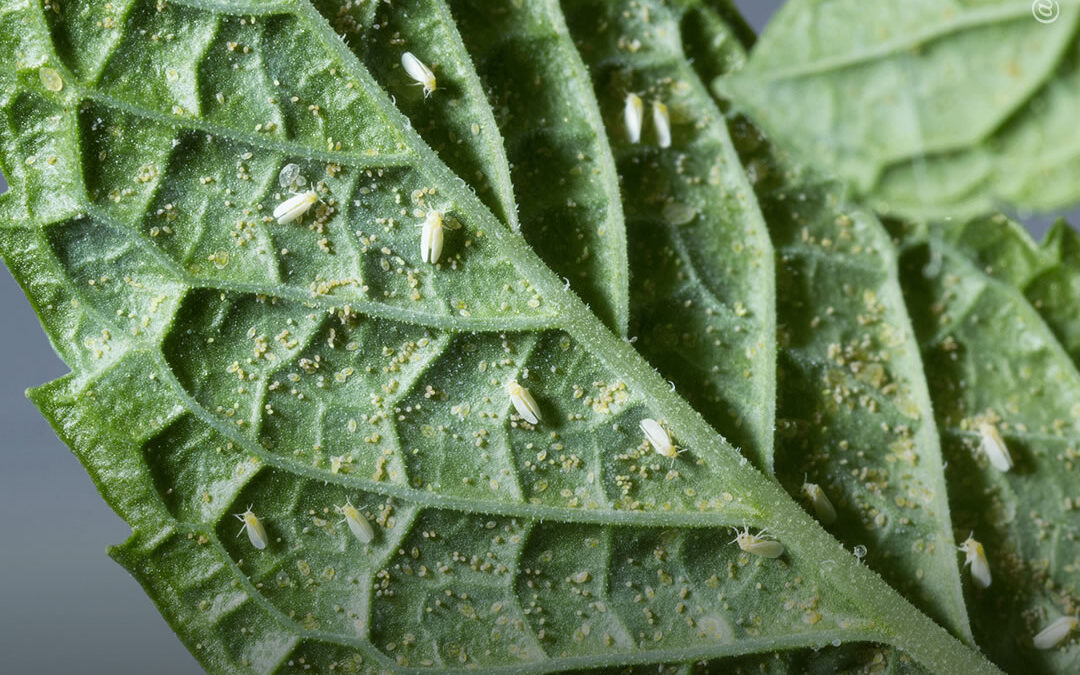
[892,219,1080,672]
[679,0,970,641]
[311,0,519,231]
[562,0,777,471]
[446,0,630,336]
[0,1,1000,673]
[920,216,1080,367]
[314,0,631,336]
[747,154,970,640]
[720,0,1080,219]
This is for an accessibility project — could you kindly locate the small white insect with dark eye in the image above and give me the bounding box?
[640,418,676,459]
[401,51,436,97]
[651,100,671,149]
[235,506,268,550]
[273,189,318,225]
[338,498,374,544]
[958,533,991,589]
[1034,616,1078,650]
[731,526,784,558]
[506,380,540,425]
[801,481,837,524]
[420,210,444,264]
[624,93,644,144]
[976,422,1013,472]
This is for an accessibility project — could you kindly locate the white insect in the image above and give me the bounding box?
[801,481,837,525]
[976,422,1013,472]
[731,526,784,558]
[273,189,318,225]
[651,100,671,149]
[1034,616,1079,650]
[958,533,991,589]
[401,51,436,97]
[235,506,268,550]
[624,93,644,144]
[338,498,374,544]
[506,380,541,425]
[420,210,444,264]
[640,418,676,458]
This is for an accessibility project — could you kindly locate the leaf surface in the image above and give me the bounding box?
[317,0,631,334]
[894,220,1080,673]
[720,0,1080,219]
[447,0,630,336]
[312,0,518,230]
[562,0,777,471]
[679,0,971,640]
[922,216,1080,368]
[0,1,1001,673]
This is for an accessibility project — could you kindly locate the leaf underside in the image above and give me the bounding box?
[0,1,875,672]
[891,218,1080,674]
[0,1,1075,674]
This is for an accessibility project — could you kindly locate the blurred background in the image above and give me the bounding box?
[0,1,1073,673]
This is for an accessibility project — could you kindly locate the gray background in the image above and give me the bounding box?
[0,2,1071,673]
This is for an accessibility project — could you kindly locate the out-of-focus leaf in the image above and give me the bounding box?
[720,0,1080,220]
[894,219,1080,673]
